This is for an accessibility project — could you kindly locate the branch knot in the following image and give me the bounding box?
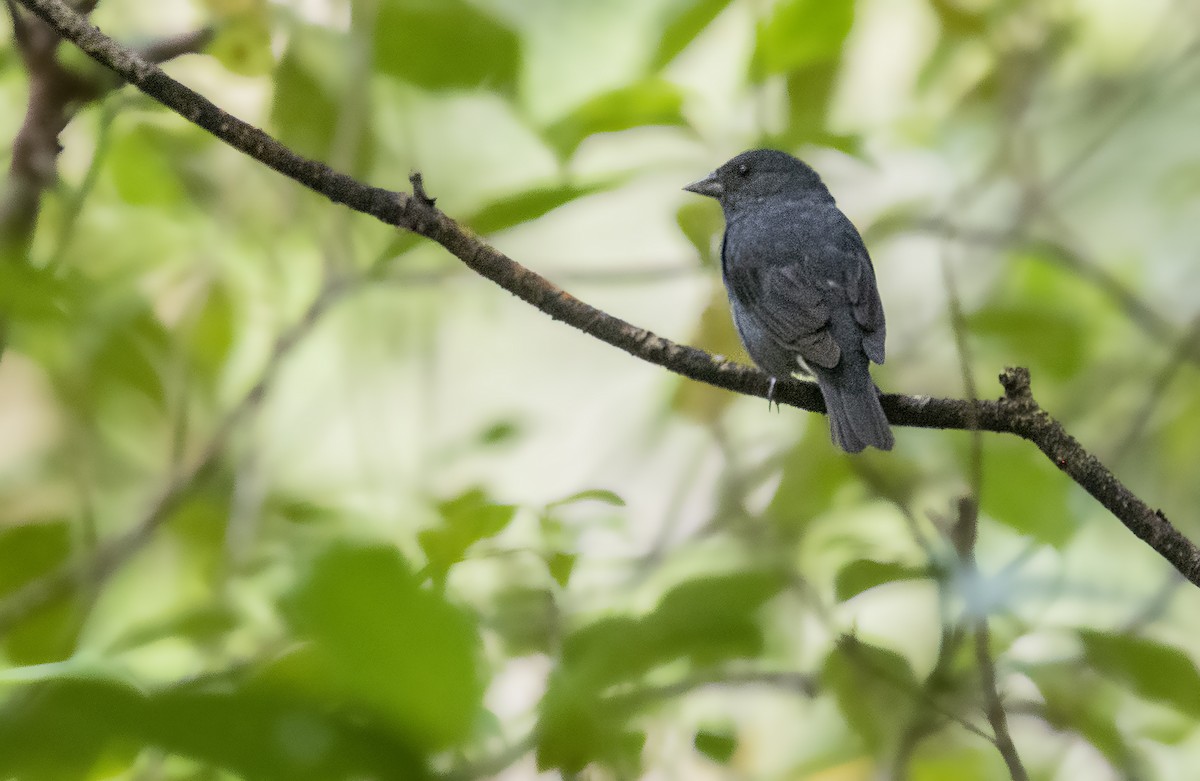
[999,366,1032,402]
[409,171,436,207]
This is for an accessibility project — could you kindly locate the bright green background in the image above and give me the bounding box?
[2,0,1200,778]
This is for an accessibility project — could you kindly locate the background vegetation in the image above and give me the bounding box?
[2,0,1200,778]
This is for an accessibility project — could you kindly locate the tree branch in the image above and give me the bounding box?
[1,2,210,260]
[12,0,1200,591]
[2,1,98,257]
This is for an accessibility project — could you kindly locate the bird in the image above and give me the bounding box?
[684,149,893,453]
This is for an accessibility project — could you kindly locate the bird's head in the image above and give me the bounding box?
[684,148,830,209]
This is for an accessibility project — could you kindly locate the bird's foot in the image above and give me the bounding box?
[767,376,779,412]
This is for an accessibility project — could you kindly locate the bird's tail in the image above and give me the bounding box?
[816,368,894,454]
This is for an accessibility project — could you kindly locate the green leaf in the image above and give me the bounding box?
[610,729,647,777]
[650,571,786,666]
[561,572,784,687]
[823,639,918,751]
[0,522,71,595]
[536,670,627,773]
[477,419,523,446]
[835,559,930,602]
[466,182,611,235]
[285,543,484,751]
[545,551,577,588]
[751,0,855,80]
[694,728,737,763]
[0,676,136,780]
[535,669,646,776]
[438,488,518,537]
[0,520,83,665]
[549,489,627,509]
[0,263,70,324]
[269,496,342,525]
[562,615,656,688]
[651,0,736,69]
[1080,631,1200,718]
[0,673,429,780]
[420,488,517,583]
[543,79,687,159]
[979,437,1076,547]
[373,0,519,93]
[414,529,461,577]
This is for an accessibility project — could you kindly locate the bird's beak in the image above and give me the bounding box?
[683,171,723,199]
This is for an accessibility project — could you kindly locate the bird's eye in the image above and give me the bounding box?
[736,164,750,177]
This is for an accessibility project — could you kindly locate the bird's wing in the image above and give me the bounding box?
[844,246,886,364]
[725,260,842,370]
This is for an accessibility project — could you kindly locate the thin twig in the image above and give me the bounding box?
[973,618,1028,781]
[954,497,1029,781]
[135,27,213,65]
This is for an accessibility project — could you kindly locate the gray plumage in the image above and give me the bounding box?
[684,149,893,453]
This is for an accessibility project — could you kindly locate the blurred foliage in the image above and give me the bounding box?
[371,0,520,95]
[2,0,1200,779]
[542,79,688,159]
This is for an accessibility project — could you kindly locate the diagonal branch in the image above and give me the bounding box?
[11,0,1200,591]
